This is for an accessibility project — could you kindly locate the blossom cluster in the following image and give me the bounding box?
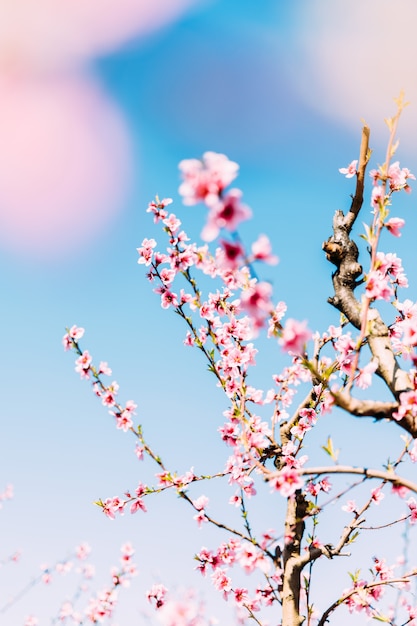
[22,543,136,626]
[63,133,417,626]
[62,326,137,432]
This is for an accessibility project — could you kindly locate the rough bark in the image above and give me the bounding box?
[323,126,417,436]
[282,492,308,626]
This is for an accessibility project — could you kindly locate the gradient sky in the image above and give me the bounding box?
[2,1,417,624]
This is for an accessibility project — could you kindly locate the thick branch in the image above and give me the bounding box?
[323,125,413,434]
[282,492,308,626]
[297,465,417,494]
[331,388,417,437]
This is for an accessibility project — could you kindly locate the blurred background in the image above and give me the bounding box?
[1,0,417,623]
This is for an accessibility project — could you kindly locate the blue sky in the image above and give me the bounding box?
[2,1,417,624]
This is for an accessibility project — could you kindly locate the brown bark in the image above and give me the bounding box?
[282,492,308,626]
[323,125,417,436]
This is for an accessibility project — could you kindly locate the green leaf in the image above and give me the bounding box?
[322,436,340,462]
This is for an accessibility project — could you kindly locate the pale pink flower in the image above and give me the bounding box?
[193,510,209,527]
[229,493,242,507]
[218,239,245,269]
[386,217,405,237]
[279,318,312,354]
[62,325,84,350]
[393,390,417,421]
[339,160,358,178]
[115,410,133,432]
[371,487,384,505]
[392,484,409,498]
[240,281,273,329]
[147,198,172,223]
[319,477,332,493]
[98,361,112,376]
[76,542,91,560]
[371,185,386,209]
[159,268,176,285]
[365,270,393,301]
[342,500,356,513]
[211,569,232,598]
[388,161,415,191]
[270,468,304,497]
[251,234,279,264]
[24,616,39,626]
[193,495,209,511]
[75,350,92,378]
[130,498,147,514]
[162,213,181,234]
[356,360,378,389]
[407,498,417,524]
[201,189,251,242]
[234,587,249,605]
[179,151,239,206]
[137,238,157,266]
[159,288,179,309]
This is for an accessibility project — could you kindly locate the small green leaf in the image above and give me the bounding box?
[322,436,339,462]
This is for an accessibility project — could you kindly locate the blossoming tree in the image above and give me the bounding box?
[63,94,417,625]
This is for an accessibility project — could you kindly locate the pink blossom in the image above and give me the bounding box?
[98,361,112,376]
[238,544,270,574]
[229,493,242,507]
[201,189,252,242]
[290,417,313,439]
[234,588,249,605]
[407,497,417,524]
[75,542,91,560]
[371,487,384,505]
[130,498,147,514]
[386,217,405,237]
[147,198,172,223]
[339,160,358,178]
[114,410,133,432]
[270,468,304,497]
[211,569,232,598]
[162,213,182,234]
[356,360,378,389]
[63,325,85,350]
[179,151,239,206]
[279,318,312,354]
[388,161,415,191]
[251,234,279,264]
[365,270,393,301]
[75,350,92,378]
[157,288,179,309]
[137,238,157,266]
[393,390,417,421]
[146,584,168,609]
[159,268,176,286]
[268,301,287,337]
[219,239,245,269]
[342,500,356,513]
[392,484,409,498]
[193,510,209,527]
[103,496,125,519]
[371,185,386,209]
[319,477,332,493]
[240,281,273,329]
[24,617,39,626]
[193,495,209,511]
